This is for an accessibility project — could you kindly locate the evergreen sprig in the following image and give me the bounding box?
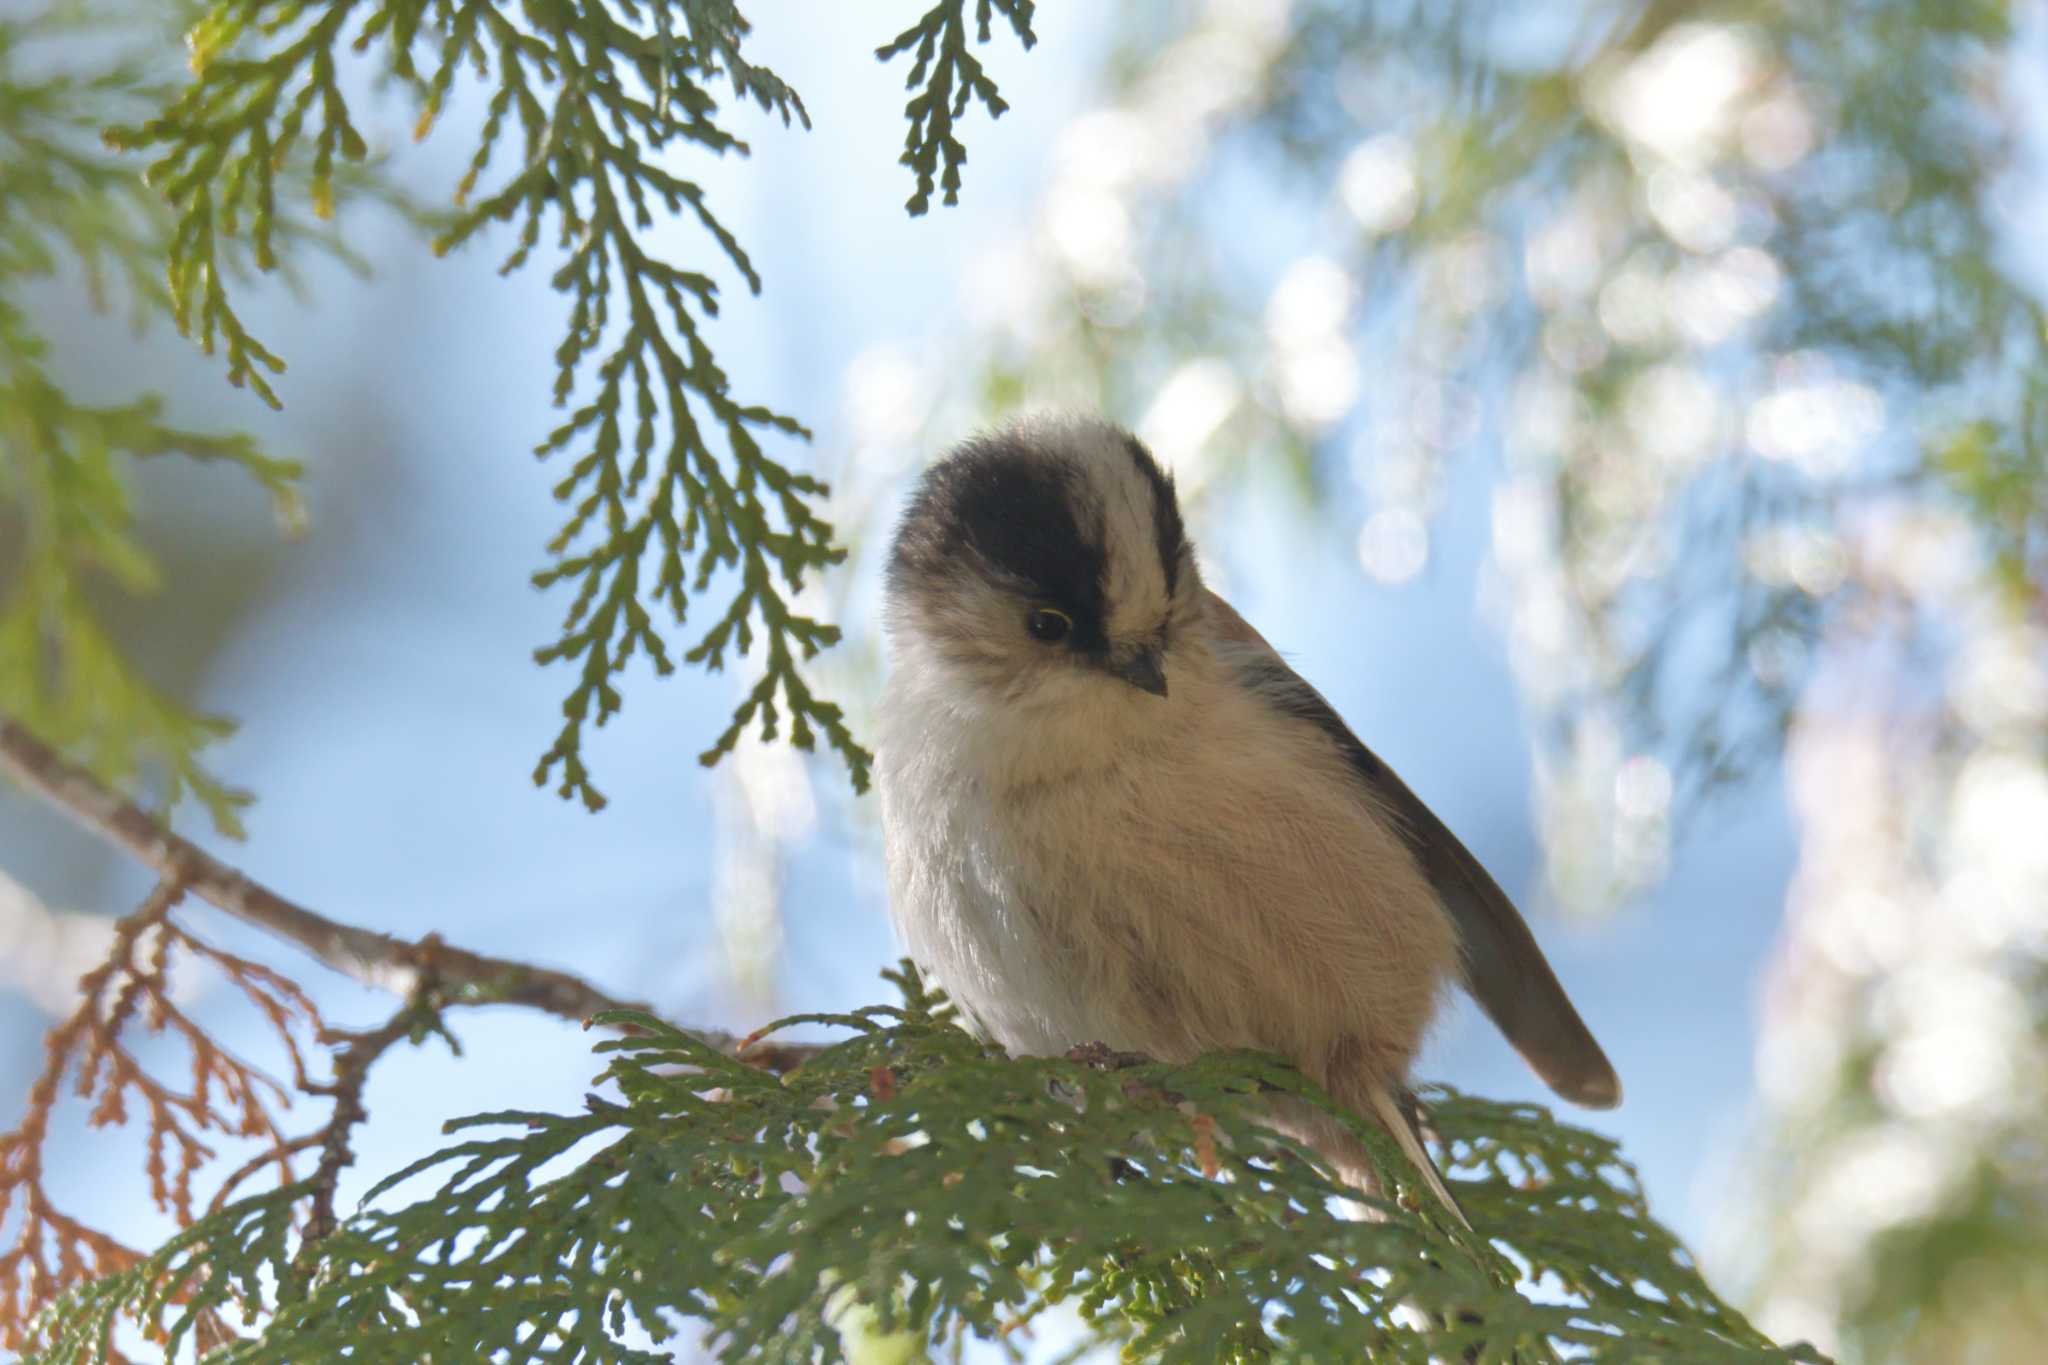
[0,13,308,836]
[877,0,1036,215]
[0,18,171,324]
[27,968,1822,1363]
[107,1,873,807]
[0,344,294,837]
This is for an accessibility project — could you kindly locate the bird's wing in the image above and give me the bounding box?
[1204,590,1622,1109]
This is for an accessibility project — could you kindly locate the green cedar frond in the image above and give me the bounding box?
[26,969,1826,1363]
[0,336,295,837]
[0,14,312,836]
[877,0,1037,215]
[0,20,169,326]
[110,2,872,805]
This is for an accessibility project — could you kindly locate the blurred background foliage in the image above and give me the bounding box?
[0,4,322,837]
[930,3,2046,1358]
[2,0,2045,1360]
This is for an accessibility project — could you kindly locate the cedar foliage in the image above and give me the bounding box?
[102,0,880,808]
[23,969,1820,1363]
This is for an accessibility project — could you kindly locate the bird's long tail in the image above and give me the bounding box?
[1367,1084,1470,1231]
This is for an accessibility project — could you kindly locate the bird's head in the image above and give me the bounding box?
[885,415,1200,713]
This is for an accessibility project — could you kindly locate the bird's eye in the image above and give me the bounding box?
[1025,607,1072,643]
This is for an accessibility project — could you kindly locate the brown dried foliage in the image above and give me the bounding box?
[0,874,327,1352]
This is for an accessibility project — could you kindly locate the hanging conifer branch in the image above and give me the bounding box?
[0,11,321,838]
[877,0,1037,214]
[105,0,872,807]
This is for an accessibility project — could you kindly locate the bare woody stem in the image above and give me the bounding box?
[0,715,804,1063]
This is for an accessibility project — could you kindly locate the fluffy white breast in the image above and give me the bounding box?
[877,615,1460,1088]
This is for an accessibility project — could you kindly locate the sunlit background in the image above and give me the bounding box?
[4,1,2046,1359]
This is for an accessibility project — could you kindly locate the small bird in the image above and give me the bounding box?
[876,414,1619,1222]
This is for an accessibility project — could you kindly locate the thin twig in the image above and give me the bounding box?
[302,997,437,1239]
[0,716,812,1066]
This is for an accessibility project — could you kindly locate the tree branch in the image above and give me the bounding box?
[0,715,807,1065]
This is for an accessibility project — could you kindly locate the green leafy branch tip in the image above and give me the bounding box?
[110,1,873,804]
[26,967,1826,1363]
[1,14,324,836]
[877,0,1037,215]
[0,326,302,838]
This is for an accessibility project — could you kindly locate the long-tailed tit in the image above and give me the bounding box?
[876,415,1619,1221]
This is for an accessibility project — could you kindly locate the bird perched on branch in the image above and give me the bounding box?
[876,414,1619,1223]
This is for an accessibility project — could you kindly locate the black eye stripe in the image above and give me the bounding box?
[889,429,1111,651]
[886,421,1192,661]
